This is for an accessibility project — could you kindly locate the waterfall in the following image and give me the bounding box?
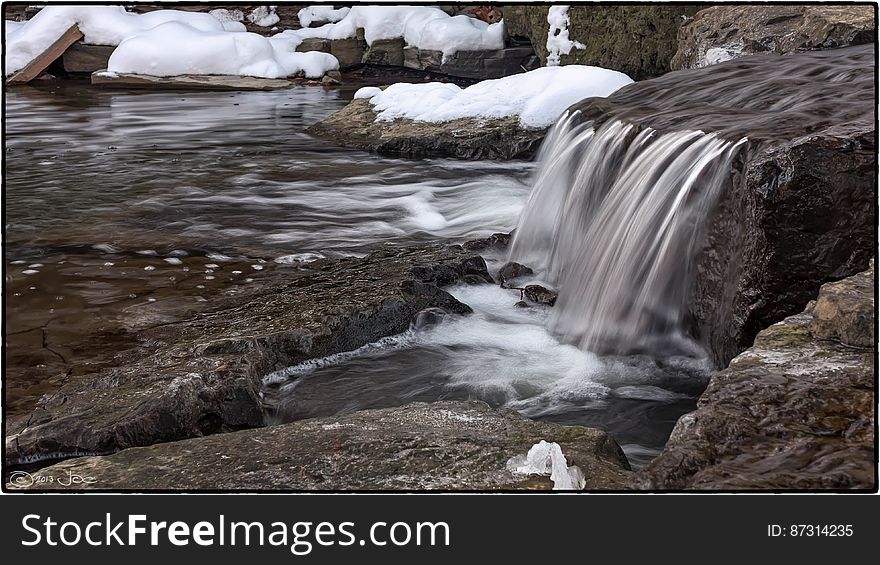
[509,113,747,356]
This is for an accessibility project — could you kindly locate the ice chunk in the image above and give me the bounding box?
[506,440,586,490]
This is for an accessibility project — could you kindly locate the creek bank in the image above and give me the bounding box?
[11,401,632,490]
[630,265,875,490]
[4,241,502,467]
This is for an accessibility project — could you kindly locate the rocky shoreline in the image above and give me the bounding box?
[4,4,876,492]
[632,265,875,490]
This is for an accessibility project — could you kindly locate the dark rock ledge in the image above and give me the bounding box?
[4,242,498,467]
[10,401,632,490]
[630,264,876,490]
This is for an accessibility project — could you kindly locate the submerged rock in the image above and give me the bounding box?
[630,266,875,490]
[672,5,875,70]
[4,243,493,467]
[11,401,632,490]
[307,99,546,160]
[497,261,533,282]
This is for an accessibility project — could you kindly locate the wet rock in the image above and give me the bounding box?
[411,307,451,330]
[514,301,530,309]
[462,232,512,252]
[497,261,534,282]
[12,401,632,490]
[570,45,875,366]
[307,99,546,160]
[672,5,875,70]
[4,243,494,467]
[808,261,875,348]
[630,267,875,490]
[524,284,557,306]
[503,5,704,80]
[321,70,342,86]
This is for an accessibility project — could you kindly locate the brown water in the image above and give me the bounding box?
[3,81,532,416]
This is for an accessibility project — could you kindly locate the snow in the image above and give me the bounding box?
[108,22,338,78]
[353,86,382,99]
[208,8,246,31]
[298,6,350,28]
[546,6,585,66]
[506,440,586,490]
[247,6,279,28]
[4,20,26,35]
[275,6,504,61]
[5,5,337,79]
[354,65,633,129]
[703,44,743,67]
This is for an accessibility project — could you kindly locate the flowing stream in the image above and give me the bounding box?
[5,80,732,468]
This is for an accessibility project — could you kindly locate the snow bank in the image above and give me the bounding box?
[4,20,26,36]
[506,440,586,490]
[546,6,585,66]
[276,6,505,61]
[353,65,633,129]
[5,5,337,79]
[108,22,338,79]
[298,6,350,28]
[4,5,247,75]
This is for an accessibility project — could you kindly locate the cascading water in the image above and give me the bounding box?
[510,113,747,357]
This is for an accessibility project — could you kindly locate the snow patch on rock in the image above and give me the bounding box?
[298,5,351,28]
[353,65,633,129]
[546,6,585,66]
[507,440,586,490]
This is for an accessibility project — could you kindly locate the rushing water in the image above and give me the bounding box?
[510,114,747,356]
[5,80,714,468]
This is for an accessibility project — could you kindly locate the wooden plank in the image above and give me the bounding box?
[7,24,83,85]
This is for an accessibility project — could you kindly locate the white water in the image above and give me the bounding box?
[510,114,747,356]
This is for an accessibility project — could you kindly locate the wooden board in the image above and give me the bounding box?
[62,43,115,73]
[7,24,83,85]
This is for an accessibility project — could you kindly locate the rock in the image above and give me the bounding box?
[330,38,367,69]
[497,261,534,282]
[321,70,342,86]
[11,401,632,490]
[524,284,557,306]
[630,267,875,490]
[808,261,875,348]
[514,301,530,309]
[403,46,540,80]
[295,38,331,53]
[672,5,876,70]
[4,244,494,467]
[307,99,546,160]
[362,38,405,66]
[569,45,875,366]
[61,42,114,73]
[502,5,704,80]
[90,71,294,91]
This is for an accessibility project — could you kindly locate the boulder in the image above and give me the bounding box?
[4,243,494,467]
[329,38,367,69]
[524,284,558,306]
[569,45,875,366]
[362,38,405,66]
[809,263,875,348]
[497,262,533,282]
[9,401,631,490]
[502,5,705,80]
[672,5,876,70]
[630,265,875,490]
[295,37,331,53]
[307,98,546,160]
